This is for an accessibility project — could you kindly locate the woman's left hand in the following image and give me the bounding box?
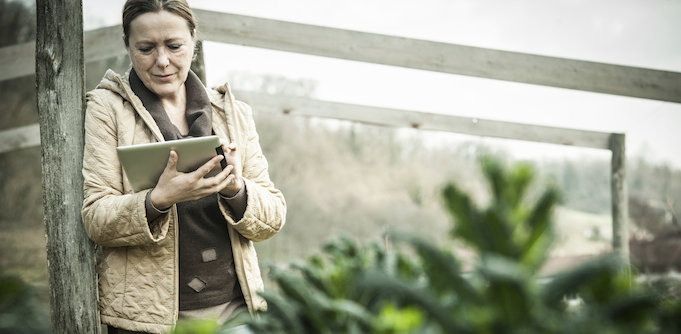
[218,140,243,197]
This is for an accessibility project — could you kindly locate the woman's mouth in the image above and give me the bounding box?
[154,73,173,82]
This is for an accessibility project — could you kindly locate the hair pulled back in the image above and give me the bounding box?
[122,0,196,47]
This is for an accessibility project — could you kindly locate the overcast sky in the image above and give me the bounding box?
[83,0,681,167]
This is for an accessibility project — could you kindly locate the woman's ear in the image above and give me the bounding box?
[192,30,199,60]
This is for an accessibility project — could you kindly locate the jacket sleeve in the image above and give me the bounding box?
[81,91,171,247]
[218,102,286,242]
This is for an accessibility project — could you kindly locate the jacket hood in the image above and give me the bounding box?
[96,69,134,101]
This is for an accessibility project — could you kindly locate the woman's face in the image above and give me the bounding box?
[127,10,194,101]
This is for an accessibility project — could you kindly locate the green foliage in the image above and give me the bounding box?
[372,303,424,334]
[0,271,52,334]
[247,235,380,334]
[173,319,220,334]
[245,158,681,334]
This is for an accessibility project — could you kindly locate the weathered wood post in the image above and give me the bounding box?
[610,133,629,260]
[36,0,101,333]
[191,40,206,85]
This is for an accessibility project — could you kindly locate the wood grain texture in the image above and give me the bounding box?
[0,25,126,82]
[610,133,629,259]
[2,10,680,102]
[194,9,681,103]
[234,90,613,149]
[0,41,35,81]
[83,25,127,63]
[0,123,40,154]
[0,90,613,152]
[35,0,101,333]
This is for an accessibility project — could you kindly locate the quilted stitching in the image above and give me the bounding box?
[83,71,286,332]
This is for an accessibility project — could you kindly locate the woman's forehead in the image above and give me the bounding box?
[128,11,192,41]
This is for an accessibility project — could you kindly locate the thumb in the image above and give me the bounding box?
[166,149,179,171]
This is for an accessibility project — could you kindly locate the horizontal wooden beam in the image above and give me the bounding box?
[234,90,613,149]
[0,25,126,82]
[195,9,681,104]
[0,41,35,81]
[82,25,127,64]
[2,10,679,103]
[0,93,613,153]
[0,123,41,154]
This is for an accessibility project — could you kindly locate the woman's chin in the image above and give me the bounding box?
[150,85,181,99]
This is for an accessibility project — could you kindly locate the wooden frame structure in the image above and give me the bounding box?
[34,0,100,333]
[3,4,678,332]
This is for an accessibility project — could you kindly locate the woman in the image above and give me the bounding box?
[81,1,286,333]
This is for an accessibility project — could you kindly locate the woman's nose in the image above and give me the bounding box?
[155,48,169,68]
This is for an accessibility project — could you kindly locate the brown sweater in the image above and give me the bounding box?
[131,69,247,311]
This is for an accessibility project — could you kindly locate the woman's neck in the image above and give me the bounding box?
[160,87,189,135]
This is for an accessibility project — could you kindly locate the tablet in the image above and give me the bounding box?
[117,136,223,192]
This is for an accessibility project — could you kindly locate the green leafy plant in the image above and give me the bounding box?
[361,158,681,333]
[213,158,681,333]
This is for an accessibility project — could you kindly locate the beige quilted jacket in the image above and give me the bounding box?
[81,69,286,334]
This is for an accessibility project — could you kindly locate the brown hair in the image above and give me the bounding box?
[122,0,197,47]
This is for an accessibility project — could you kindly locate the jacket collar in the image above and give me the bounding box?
[97,68,166,142]
[95,68,237,144]
[129,68,213,140]
[208,81,237,144]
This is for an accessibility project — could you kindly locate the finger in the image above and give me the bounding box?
[222,174,236,188]
[213,164,233,181]
[209,170,235,192]
[228,142,237,151]
[219,141,233,159]
[219,140,232,154]
[166,150,179,172]
[222,174,236,189]
[203,165,233,191]
[194,154,224,179]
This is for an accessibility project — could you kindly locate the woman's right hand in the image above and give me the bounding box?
[149,149,236,209]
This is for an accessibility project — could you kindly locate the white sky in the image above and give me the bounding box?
[83,0,681,168]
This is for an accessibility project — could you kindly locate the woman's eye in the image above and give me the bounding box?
[138,47,152,53]
[168,44,181,50]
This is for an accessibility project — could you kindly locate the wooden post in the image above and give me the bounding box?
[36,0,101,333]
[191,40,206,85]
[610,133,629,260]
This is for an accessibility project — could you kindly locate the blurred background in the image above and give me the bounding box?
[1,0,680,321]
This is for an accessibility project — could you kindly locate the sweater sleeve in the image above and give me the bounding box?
[145,189,170,223]
[218,178,248,221]
[81,91,172,247]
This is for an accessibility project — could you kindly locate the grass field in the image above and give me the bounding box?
[552,206,612,257]
[0,224,48,289]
